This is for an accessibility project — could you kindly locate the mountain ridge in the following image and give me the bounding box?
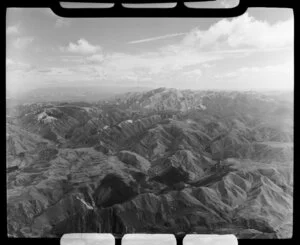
[6,87,293,238]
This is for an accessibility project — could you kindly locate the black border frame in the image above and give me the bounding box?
[3,1,297,245]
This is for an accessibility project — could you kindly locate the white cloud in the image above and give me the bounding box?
[239,62,293,74]
[6,58,15,66]
[203,63,213,68]
[180,13,293,51]
[13,36,34,49]
[128,32,186,44]
[60,54,104,65]
[6,58,37,93]
[266,63,293,73]
[55,18,71,28]
[6,24,20,35]
[100,50,222,76]
[39,67,74,76]
[60,39,101,55]
[59,55,85,63]
[86,54,104,63]
[183,69,203,78]
[215,62,293,79]
[214,72,239,79]
[6,58,32,71]
[52,13,293,89]
[58,49,221,84]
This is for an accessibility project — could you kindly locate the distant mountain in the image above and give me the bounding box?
[7,88,293,238]
[7,85,153,104]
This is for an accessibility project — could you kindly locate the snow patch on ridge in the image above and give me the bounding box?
[37,111,57,124]
[75,196,94,210]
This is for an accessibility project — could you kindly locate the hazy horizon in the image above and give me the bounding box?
[6,8,294,96]
[6,84,293,107]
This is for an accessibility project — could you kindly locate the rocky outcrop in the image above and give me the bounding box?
[97,161,292,237]
[6,124,51,157]
[117,151,151,172]
[149,150,206,185]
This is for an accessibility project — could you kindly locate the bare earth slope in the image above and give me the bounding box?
[6,88,293,238]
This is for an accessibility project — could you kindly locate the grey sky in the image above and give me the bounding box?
[6,8,293,95]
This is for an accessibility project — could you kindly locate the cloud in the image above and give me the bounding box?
[214,71,240,79]
[215,62,293,79]
[86,54,104,63]
[59,55,85,63]
[180,13,293,51]
[55,18,71,28]
[92,50,222,82]
[38,67,74,76]
[128,32,186,44]
[214,62,293,90]
[6,58,15,66]
[50,13,292,89]
[6,58,32,71]
[6,58,34,72]
[13,36,34,49]
[59,47,221,84]
[6,24,20,35]
[183,69,203,78]
[37,68,52,73]
[239,62,293,74]
[60,39,101,55]
[78,47,211,85]
[57,13,293,85]
[202,63,213,68]
[6,58,36,93]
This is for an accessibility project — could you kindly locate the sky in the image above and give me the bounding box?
[6,6,294,96]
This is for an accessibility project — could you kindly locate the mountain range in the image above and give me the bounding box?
[6,87,293,238]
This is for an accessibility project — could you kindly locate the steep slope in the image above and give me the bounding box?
[97,160,292,238]
[6,88,293,238]
[6,123,53,171]
[7,148,147,237]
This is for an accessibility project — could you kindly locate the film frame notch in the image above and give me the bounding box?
[60,233,239,245]
[48,0,248,17]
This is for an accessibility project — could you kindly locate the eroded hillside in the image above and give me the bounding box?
[6,88,293,238]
